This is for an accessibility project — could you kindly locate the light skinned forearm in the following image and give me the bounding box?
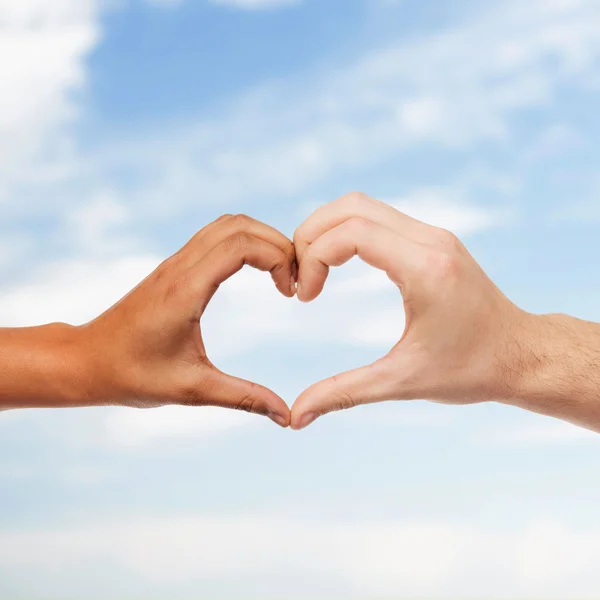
[502,313,600,432]
[0,324,94,410]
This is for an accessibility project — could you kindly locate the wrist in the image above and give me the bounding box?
[0,323,98,409]
[75,321,166,409]
[73,322,138,408]
[48,323,102,407]
[499,313,600,429]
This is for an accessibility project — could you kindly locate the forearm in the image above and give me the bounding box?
[502,313,600,431]
[0,324,94,410]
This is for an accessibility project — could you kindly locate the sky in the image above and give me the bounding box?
[1,0,600,597]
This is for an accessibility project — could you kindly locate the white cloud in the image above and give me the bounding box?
[397,97,445,138]
[104,405,255,446]
[70,0,600,215]
[515,521,600,592]
[2,514,600,597]
[0,0,99,201]
[65,191,138,255]
[0,255,160,327]
[200,256,405,360]
[3,0,599,227]
[391,189,511,236]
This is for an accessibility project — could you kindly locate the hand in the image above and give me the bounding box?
[78,214,296,428]
[290,193,531,430]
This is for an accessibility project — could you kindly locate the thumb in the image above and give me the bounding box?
[202,369,291,428]
[290,356,398,430]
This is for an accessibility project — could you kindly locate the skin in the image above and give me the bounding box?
[291,193,600,432]
[0,214,297,428]
[2,199,600,435]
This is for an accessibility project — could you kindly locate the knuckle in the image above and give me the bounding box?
[226,231,253,252]
[152,255,180,285]
[270,255,286,275]
[343,191,371,209]
[293,227,307,252]
[163,277,183,302]
[292,226,302,244]
[279,236,296,263]
[152,260,170,282]
[183,227,209,251]
[344,216,371,236]
[424,249,460,281]
[285,239,297,261]
[434,227,462,250]
[215,213,234,223]
[231,213,251,231]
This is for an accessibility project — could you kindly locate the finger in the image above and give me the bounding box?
[200,214,294,261]
[290,356,402,430]
[294,192,438,262]
[189,232,296,313]
[179,214,297,294]
[297,217,426,302]
[203,369,291,428]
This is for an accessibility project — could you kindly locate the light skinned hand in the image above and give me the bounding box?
[4,201,599,433]
[290,193,533,430]
[75,214,296,427]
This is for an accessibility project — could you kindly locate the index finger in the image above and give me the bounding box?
[179,214,296,278]
[188,231,297,315]
[294,192,437,262]
[297,217,426,302]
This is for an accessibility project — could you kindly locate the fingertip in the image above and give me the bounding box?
[296,281,309,302]
[268,411,291,428]
[258,387,291,427]
[296,278,319,302]
[290,411,319,431]
[278,284,294,299]
[207,370,291,425]
[280,280,296,299]
[296,256,328,302]
[296,285,321,303]
[290,388,319,429]
[272,268,295,298]
[260,392,291,425]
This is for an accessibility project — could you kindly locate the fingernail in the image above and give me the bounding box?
[297,412,318,430]
[268,412,289,428]
[290,275,297,296]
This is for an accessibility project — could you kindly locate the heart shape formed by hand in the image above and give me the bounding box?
[84,193,520,432]
[194,194,515,431]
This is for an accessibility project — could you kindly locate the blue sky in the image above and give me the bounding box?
[1,0,600,597]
